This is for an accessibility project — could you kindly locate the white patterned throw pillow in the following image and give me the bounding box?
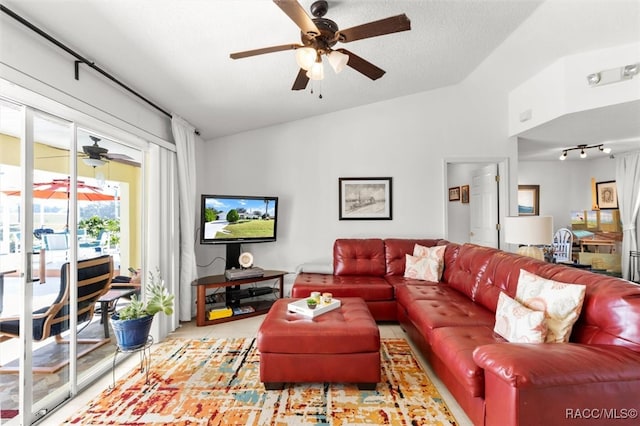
[494,292,547,343]
[405,244,445,281]
[515,269,586,343]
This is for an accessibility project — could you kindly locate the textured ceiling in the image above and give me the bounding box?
[3,0,542,140]
[2,0,639,162]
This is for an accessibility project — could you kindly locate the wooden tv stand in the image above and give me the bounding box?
[192,270,286,326]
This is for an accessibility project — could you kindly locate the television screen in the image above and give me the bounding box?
[200,195,278,244]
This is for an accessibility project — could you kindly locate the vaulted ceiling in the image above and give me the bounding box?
[3,0,639,160]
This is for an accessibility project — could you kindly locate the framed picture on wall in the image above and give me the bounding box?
[596,180,618,209]
[448,187,460,201]
[518,185,539,216]
[339,177,393,220]
[461,185,469,203]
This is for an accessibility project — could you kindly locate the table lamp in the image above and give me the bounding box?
[504,216,553,261]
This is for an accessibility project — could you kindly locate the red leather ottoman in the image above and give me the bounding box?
[257,297,380,390]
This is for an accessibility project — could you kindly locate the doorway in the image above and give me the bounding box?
[444,158,510,248]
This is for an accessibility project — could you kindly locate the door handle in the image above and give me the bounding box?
[26,252,40,283]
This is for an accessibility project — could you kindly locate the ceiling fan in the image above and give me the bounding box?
[82,136,137,167]
[230,0,411,91]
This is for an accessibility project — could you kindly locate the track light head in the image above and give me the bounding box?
[559,144,612,160]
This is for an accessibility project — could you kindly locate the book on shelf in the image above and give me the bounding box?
[232,305,256,315]
[207,307,233,320]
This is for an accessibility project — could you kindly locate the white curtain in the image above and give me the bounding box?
[147,143,180,340]
[171,115,199,321]
[615,151,640,280]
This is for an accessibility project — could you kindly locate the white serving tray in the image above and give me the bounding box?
[287,298,341,318]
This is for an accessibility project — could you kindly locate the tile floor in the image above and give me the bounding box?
[44,316,473,425]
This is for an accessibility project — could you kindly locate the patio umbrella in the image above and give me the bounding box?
[3,178,116,228]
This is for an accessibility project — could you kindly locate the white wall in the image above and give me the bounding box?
[194,0,640,275]
[196,77,515,274]
[0,10,172,144]
[509,42,640,136]
[518,157,617,230]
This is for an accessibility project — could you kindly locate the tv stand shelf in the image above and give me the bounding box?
[192,270,286,326]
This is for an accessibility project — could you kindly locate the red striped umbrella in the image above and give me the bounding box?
[3,178,116,226]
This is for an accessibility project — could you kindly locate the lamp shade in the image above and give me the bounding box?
[504,216,553,246]
[327,50,349,73]
[306,59,324,81]
[82,157,107,168]
[295,47,316,71]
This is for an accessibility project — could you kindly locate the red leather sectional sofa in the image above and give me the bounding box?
[292,238,640,426]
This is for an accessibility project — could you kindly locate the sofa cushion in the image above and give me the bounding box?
[334,238,386,276]
[473,342,640,388]
[494,292,547,343]
[443,244,500,300]
[292,273,393,301]
[395,283,469,307]
[532,263,640,350]
[431,326,505,397]
[516,269,586,343]
[406,299,495,341]
[385,275,441,288]
[383,238,448,276]
[473,250,546,313]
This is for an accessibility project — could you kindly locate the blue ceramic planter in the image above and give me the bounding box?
[111,314,154,350]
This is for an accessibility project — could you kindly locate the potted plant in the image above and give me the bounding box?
[111,268,174,350]
[306,297,318,310]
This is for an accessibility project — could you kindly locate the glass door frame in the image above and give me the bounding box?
[11,103,79,425]
[2,81,148,425]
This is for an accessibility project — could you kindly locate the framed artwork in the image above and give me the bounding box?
[518,185,539,216]
[596,180,618,209]
[461,185,469,204]
[339,177,392,220]
[448,187,460,201]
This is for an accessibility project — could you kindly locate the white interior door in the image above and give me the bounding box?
[470,164,499,248]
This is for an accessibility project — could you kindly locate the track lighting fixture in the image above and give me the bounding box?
[559,144,612,160]
[587,63,640,87]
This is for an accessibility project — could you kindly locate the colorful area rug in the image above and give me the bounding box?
[63,337,457,425]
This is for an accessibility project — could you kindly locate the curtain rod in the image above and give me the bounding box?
[1,5,201,136]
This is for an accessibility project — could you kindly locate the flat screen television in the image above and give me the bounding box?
[200,194,278,245]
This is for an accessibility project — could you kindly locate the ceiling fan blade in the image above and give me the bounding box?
[103,153,141,167]
[336,48,385,80]
[337,14,411,43]
[274,0,321,37]
[230,43,302,59]
[291,68,310,90]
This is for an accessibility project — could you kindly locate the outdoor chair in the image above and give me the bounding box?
[42,233,70,263]
[552,227,574,263]
[0,255,113,373]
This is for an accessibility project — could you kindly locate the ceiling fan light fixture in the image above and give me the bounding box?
[580,149,587,159]
[327,50,349,74]
[559,151,568,160]
[82,157,107,168]
[295,47,317,71]
[306,59,324,81]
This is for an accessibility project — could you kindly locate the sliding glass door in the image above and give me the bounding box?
[0,96,144,425]
[0,100,74,424]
